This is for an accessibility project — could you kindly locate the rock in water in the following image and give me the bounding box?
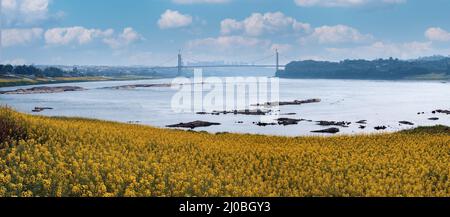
[374,126,387,130]
[399,121,414,126]
[281,113,297,116]
[0,86,85,95]
[254,122,277,127]
[432,109,450,115]
[276,118,304,126]
[316,121,351,127]
[199,109,270,116]
[311,128,340,134]
[32,107,53,113]
[102,83,172,90]
[166,121,221,129]
[253,99,321,107]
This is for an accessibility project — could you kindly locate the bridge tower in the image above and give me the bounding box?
[275,49,279,73]
[177,50,183,76]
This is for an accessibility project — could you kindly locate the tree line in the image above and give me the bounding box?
[277,57,450,80]
[0,64,80,77]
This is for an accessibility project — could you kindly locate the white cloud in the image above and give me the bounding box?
[185,36,276,62]
[121,28,141,42]
[425,27,450,42]
[103,27,143,49]
[157,10,193,29]
[1,0,50,25]
[1,28,44,47]
[44,26,114,45]
[220,12,310,36]
[186,36,278,60]
[44,26,142,48]
[326,41,434,60]
[294,0,406,7]
[2,58,27,65]
[187,36,270,51]
[220,19,242,35]
[172,0,230,4]
[188,12,308,61]
[20,0,49,13]
[301,25,373,44]
[270,43,292,53]
[2,0,17,9]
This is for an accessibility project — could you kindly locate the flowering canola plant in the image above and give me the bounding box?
[0,107,449,197]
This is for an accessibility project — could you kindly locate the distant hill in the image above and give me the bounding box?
[277,57,450,80]
[414,55,449,62]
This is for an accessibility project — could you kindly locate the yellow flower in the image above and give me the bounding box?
[0,107,449,197]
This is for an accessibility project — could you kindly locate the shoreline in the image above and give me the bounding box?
[6,108,448,137]
[1,75,449,89]
[0,76,166,88]
[3,106,450,138]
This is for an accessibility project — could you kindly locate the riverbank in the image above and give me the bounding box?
[0,75,163,88]
[1,107,449,197]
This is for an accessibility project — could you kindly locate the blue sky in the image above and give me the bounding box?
[1,0,450,66]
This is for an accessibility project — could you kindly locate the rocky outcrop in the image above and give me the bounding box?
[103,82,209,90]
[166,121,221,129]
[253,99,321,107]
[0,86,85,95]
[432,109,450,115]
[102,83,172,90]
[254,122,277,127]
[280,113,297,116]
[356,120,367,124]
[32,107,53,113]
[311,128,340,134]
[197,109,270,116]
[374,126,387,130]
[399,121,415,126]
[316,121,351,127]
[276,118,304,126]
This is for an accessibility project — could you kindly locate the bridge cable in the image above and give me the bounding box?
[247,54,276,65]
[152,56,178,68]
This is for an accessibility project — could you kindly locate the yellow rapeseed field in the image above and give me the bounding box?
[0,107,449,197]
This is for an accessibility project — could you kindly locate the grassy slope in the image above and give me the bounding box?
[0,108,449,197]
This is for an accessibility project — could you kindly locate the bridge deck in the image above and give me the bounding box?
[150,65,286,69]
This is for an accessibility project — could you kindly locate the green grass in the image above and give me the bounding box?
[401,125,450,135]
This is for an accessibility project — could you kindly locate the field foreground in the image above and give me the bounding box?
[0,107,449,197]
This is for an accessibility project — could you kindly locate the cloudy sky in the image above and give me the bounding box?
[1,0,450,66]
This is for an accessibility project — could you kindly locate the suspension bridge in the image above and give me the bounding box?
[150,49,288,76]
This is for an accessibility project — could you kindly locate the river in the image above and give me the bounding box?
[1,78,449,136]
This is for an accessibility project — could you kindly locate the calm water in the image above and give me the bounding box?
[1,78,449,136]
